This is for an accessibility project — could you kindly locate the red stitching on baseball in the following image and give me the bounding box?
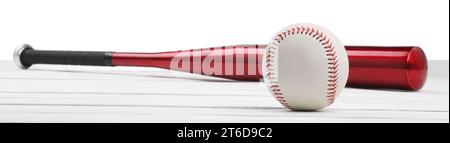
[319,35,327,42]
[328,55,337,61]
[328,82,337,87]
[322,39,330,45]
[328,60,338,65]
[265,25,340,108]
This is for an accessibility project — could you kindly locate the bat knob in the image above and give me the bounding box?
[14,44,33,69]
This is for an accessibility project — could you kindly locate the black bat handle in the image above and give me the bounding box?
[14,44,114,69]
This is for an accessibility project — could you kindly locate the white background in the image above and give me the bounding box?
[0,0,448,60]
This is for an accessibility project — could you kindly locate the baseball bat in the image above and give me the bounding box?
[14,44,427,91]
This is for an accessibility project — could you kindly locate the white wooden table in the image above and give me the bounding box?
[0,60,448,123]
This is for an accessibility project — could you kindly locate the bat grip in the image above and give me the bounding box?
[14,44,114,69]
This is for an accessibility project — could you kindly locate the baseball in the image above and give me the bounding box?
[262,23,349,111]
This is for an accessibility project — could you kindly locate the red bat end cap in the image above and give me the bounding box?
[346,46,428,91]
[406,47,428,91]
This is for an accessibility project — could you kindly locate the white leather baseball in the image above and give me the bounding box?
[262,23,349,111]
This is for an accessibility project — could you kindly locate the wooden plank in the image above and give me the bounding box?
[0,61,448,122]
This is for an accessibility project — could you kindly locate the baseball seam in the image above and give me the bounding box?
[265,26,339,109]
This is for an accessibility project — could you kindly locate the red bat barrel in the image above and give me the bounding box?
[111,45,428,90]
[112,45,264,81]
[345,46,427,91]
